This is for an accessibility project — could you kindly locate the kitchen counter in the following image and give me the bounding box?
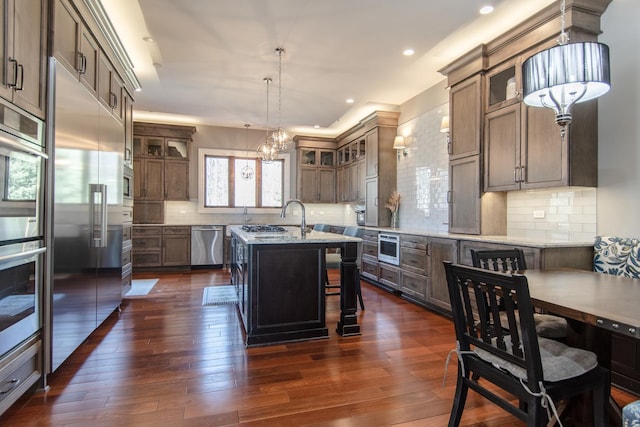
[229,226,361,346]
[365,227,593,248]
[230,225,361,245]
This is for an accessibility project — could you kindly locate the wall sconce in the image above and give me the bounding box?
[393,135,407,158]
[440,116,450,153]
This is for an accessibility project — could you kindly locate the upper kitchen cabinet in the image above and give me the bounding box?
[0,0,47,119]
[98,55,123,116]
[484,96,598,192]
[440,0,610,234]
[53,0,99,95]
[335,134,366,203]
[133,122,196,208]
[448,74,482,159]
[336,111,397,225]
[294,136,336,203]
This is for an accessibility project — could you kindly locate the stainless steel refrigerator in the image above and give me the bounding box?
[48,60,123,372]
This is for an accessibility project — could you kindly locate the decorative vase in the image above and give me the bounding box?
[391,211,398,228]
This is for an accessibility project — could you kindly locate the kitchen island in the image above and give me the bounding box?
[229,225,361,346]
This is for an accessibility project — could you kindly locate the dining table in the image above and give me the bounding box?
[523,268,640,426]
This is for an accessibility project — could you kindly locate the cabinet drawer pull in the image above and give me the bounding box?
[0,378,20,395]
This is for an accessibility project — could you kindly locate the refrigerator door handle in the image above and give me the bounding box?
[89,184,108,247]
[99,184,108,247]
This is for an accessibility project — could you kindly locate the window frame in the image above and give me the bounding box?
[198,148,291,213]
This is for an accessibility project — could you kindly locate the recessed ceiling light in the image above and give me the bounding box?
[346,98,354,104]
[142,36,154,42]
[479,5,494,14]
[313,125,320,129]
[403,48,415,56]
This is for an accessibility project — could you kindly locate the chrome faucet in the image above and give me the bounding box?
[281,199,306,233]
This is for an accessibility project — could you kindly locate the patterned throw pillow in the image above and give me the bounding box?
[593,236,640,279]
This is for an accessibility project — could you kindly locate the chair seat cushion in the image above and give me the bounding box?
[475,336,598,382]
[498,312,568,339]
[623,400,640,425]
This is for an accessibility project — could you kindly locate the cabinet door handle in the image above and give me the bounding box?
[447,191,452,203]
[15,64,24,91]
[110,92,118,109]
[375,197,378,207]
[7,58,18,88]
[514,167,518,183]
[447,141,452,155]
[520,165,526,183]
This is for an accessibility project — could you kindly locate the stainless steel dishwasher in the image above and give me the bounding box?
[191,225,224,267]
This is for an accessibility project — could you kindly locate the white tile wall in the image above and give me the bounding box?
[165,200,355,227]
[395,104,450,232]
[506,187,597,241]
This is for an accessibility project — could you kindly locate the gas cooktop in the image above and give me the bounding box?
[241,225,286,233]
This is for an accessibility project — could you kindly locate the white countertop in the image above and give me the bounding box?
[229,225,361,245]
[366,226,593,248]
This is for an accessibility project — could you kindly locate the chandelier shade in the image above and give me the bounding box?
[522,41,610,127]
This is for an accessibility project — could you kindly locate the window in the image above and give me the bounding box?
[202,152,285,208]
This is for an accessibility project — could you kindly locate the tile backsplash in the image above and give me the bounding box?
[506,187,597,241]
[395,104,450,232]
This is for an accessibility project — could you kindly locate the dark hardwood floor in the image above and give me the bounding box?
[1,269,636,426]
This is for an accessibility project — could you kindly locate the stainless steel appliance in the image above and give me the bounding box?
[355,204,365,226]
[48,60,123,372]
[378,233,400,265]
[0,96,46,353]
[0,98,46,415]
[191,226,224,267]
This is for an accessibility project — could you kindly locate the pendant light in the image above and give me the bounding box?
[266,47,293,152]
[257,77,278,163]
[240,123,254,180]
[522,0,610,136]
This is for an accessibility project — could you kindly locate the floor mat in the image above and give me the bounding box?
[202,285,238,306]
[125,279,159,297]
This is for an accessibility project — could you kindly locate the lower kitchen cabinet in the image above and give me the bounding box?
[426,238,458,314]
[378,262,400,290]
[132,226,191,268]
[162,226,190,266]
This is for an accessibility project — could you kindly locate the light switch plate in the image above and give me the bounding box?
[533,210,545,219]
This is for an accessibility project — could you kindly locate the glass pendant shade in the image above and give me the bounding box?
[522,41,610,127]
[267,126,292,151]
[257,142,278,163]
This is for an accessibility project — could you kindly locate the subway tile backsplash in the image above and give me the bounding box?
[506,187,597,241]
[395,104,450,233]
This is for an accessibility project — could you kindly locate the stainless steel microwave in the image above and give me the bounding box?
[378,233,400,265]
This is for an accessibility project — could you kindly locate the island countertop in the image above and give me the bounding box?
[229,225,361,245]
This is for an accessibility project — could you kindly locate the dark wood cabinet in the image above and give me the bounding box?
[425,238,458,314]
[133,123,195,223]
[162,226,190,266]
[449,74,482,160]
[132,226,190,268]
[0,0,48,118]
[295,138,336,203]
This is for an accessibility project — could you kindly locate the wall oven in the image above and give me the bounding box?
[0,99,46,358]
[378,233,400,265]
[0,99,46,244]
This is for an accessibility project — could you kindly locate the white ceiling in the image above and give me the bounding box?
[102,0,555,137]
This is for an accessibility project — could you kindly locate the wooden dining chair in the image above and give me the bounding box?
[443,261,610,427]
[470,248,568,339]
[325,226,365,310]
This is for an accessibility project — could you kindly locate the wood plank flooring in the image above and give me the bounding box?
[1,269,636,426]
